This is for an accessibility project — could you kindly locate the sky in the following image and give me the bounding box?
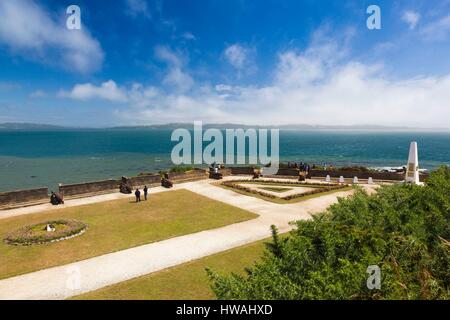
[0,0,450,128]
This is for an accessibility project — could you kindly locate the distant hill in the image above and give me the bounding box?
[0,123,69,130]
[0,122,448,131]
[110,123,450,131]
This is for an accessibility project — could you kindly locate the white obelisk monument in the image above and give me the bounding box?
[405,141,421,184]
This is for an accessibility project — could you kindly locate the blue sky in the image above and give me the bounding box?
[0,0,450,127]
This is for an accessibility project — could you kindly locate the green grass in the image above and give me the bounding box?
[220,183,353,204]
[0,189,257,280]
[72,238,271,300]
[259,186,293,193]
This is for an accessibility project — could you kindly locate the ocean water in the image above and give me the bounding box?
[0,129,449,192]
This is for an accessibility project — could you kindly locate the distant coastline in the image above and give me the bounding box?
[1,122,449,132]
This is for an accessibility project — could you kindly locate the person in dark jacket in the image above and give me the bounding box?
[135,188,141,202]
[143,186,148,200]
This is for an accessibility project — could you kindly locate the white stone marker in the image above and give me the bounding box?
[368,177,374,184]
[405,141,421,185]
[325,175,331,182]
[339,176,345,184]
[353,176,359,184]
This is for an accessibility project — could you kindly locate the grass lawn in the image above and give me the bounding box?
[259,186,293,193]
[220,183,353,204]
[0,189,257,280]
[72,237,272,300]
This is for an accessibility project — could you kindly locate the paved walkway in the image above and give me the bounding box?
[0,178,356,300]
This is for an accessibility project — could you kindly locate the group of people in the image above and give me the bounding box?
[287,161,311,172]
[287,161,337,172]
[209,161,222,173]
[134,185,148,202]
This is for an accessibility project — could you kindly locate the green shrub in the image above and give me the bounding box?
[169,166,194,173]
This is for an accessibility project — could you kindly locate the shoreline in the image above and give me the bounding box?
[0,156,445,193]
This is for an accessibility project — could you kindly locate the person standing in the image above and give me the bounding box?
[143,185,148,201]
[135,188,141,202]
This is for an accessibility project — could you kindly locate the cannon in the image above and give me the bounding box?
[119,176,132,194]
[252,169,262,179]
[298,172,307,182]
[209,171,223,180]
[161,174,173,188]
[50,192,64,205]
[161,177,173,188]
[209,167,223,180]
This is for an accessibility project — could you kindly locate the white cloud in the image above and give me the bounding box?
[373,42,396,55]
[402,11,420,30]
[224,44,248,70]
[162,68,194,93]
[29,90,46,98]
[125,0,151,19]
[182,32,196,41]
[154,46,194,92]
[215,84,233,92]
[0,0,103,73]
[61,80,162,109]
[62,34,450,128]
[224,43,257,77]
[154,45,183,67]
[275,33,347,88]
[0,82,21,91]
[276,51,325,87]
[421,13,450,41]
[60,80,128,102]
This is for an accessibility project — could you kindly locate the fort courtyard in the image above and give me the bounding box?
[0,172,368,300]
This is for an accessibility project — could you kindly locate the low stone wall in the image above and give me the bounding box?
[1,165,432,208]
[0,187,49,208]
[307,170,429,181]
[59,179,119,197]
[166,168,208,183]
[230,167,255,175]
[274,168,300,176]
[262,167,300,179]
[127,174,161,188]
[220,168,232,177]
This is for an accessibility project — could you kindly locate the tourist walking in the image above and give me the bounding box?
[135,188,141,202]
[143,185,148,200]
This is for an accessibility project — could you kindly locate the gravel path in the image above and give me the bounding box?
[0,178,355,300]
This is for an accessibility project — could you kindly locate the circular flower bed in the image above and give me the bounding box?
[4,219,87,246]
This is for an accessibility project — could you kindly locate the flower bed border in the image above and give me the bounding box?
[4,219,88,246]
[222,180,350,201]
